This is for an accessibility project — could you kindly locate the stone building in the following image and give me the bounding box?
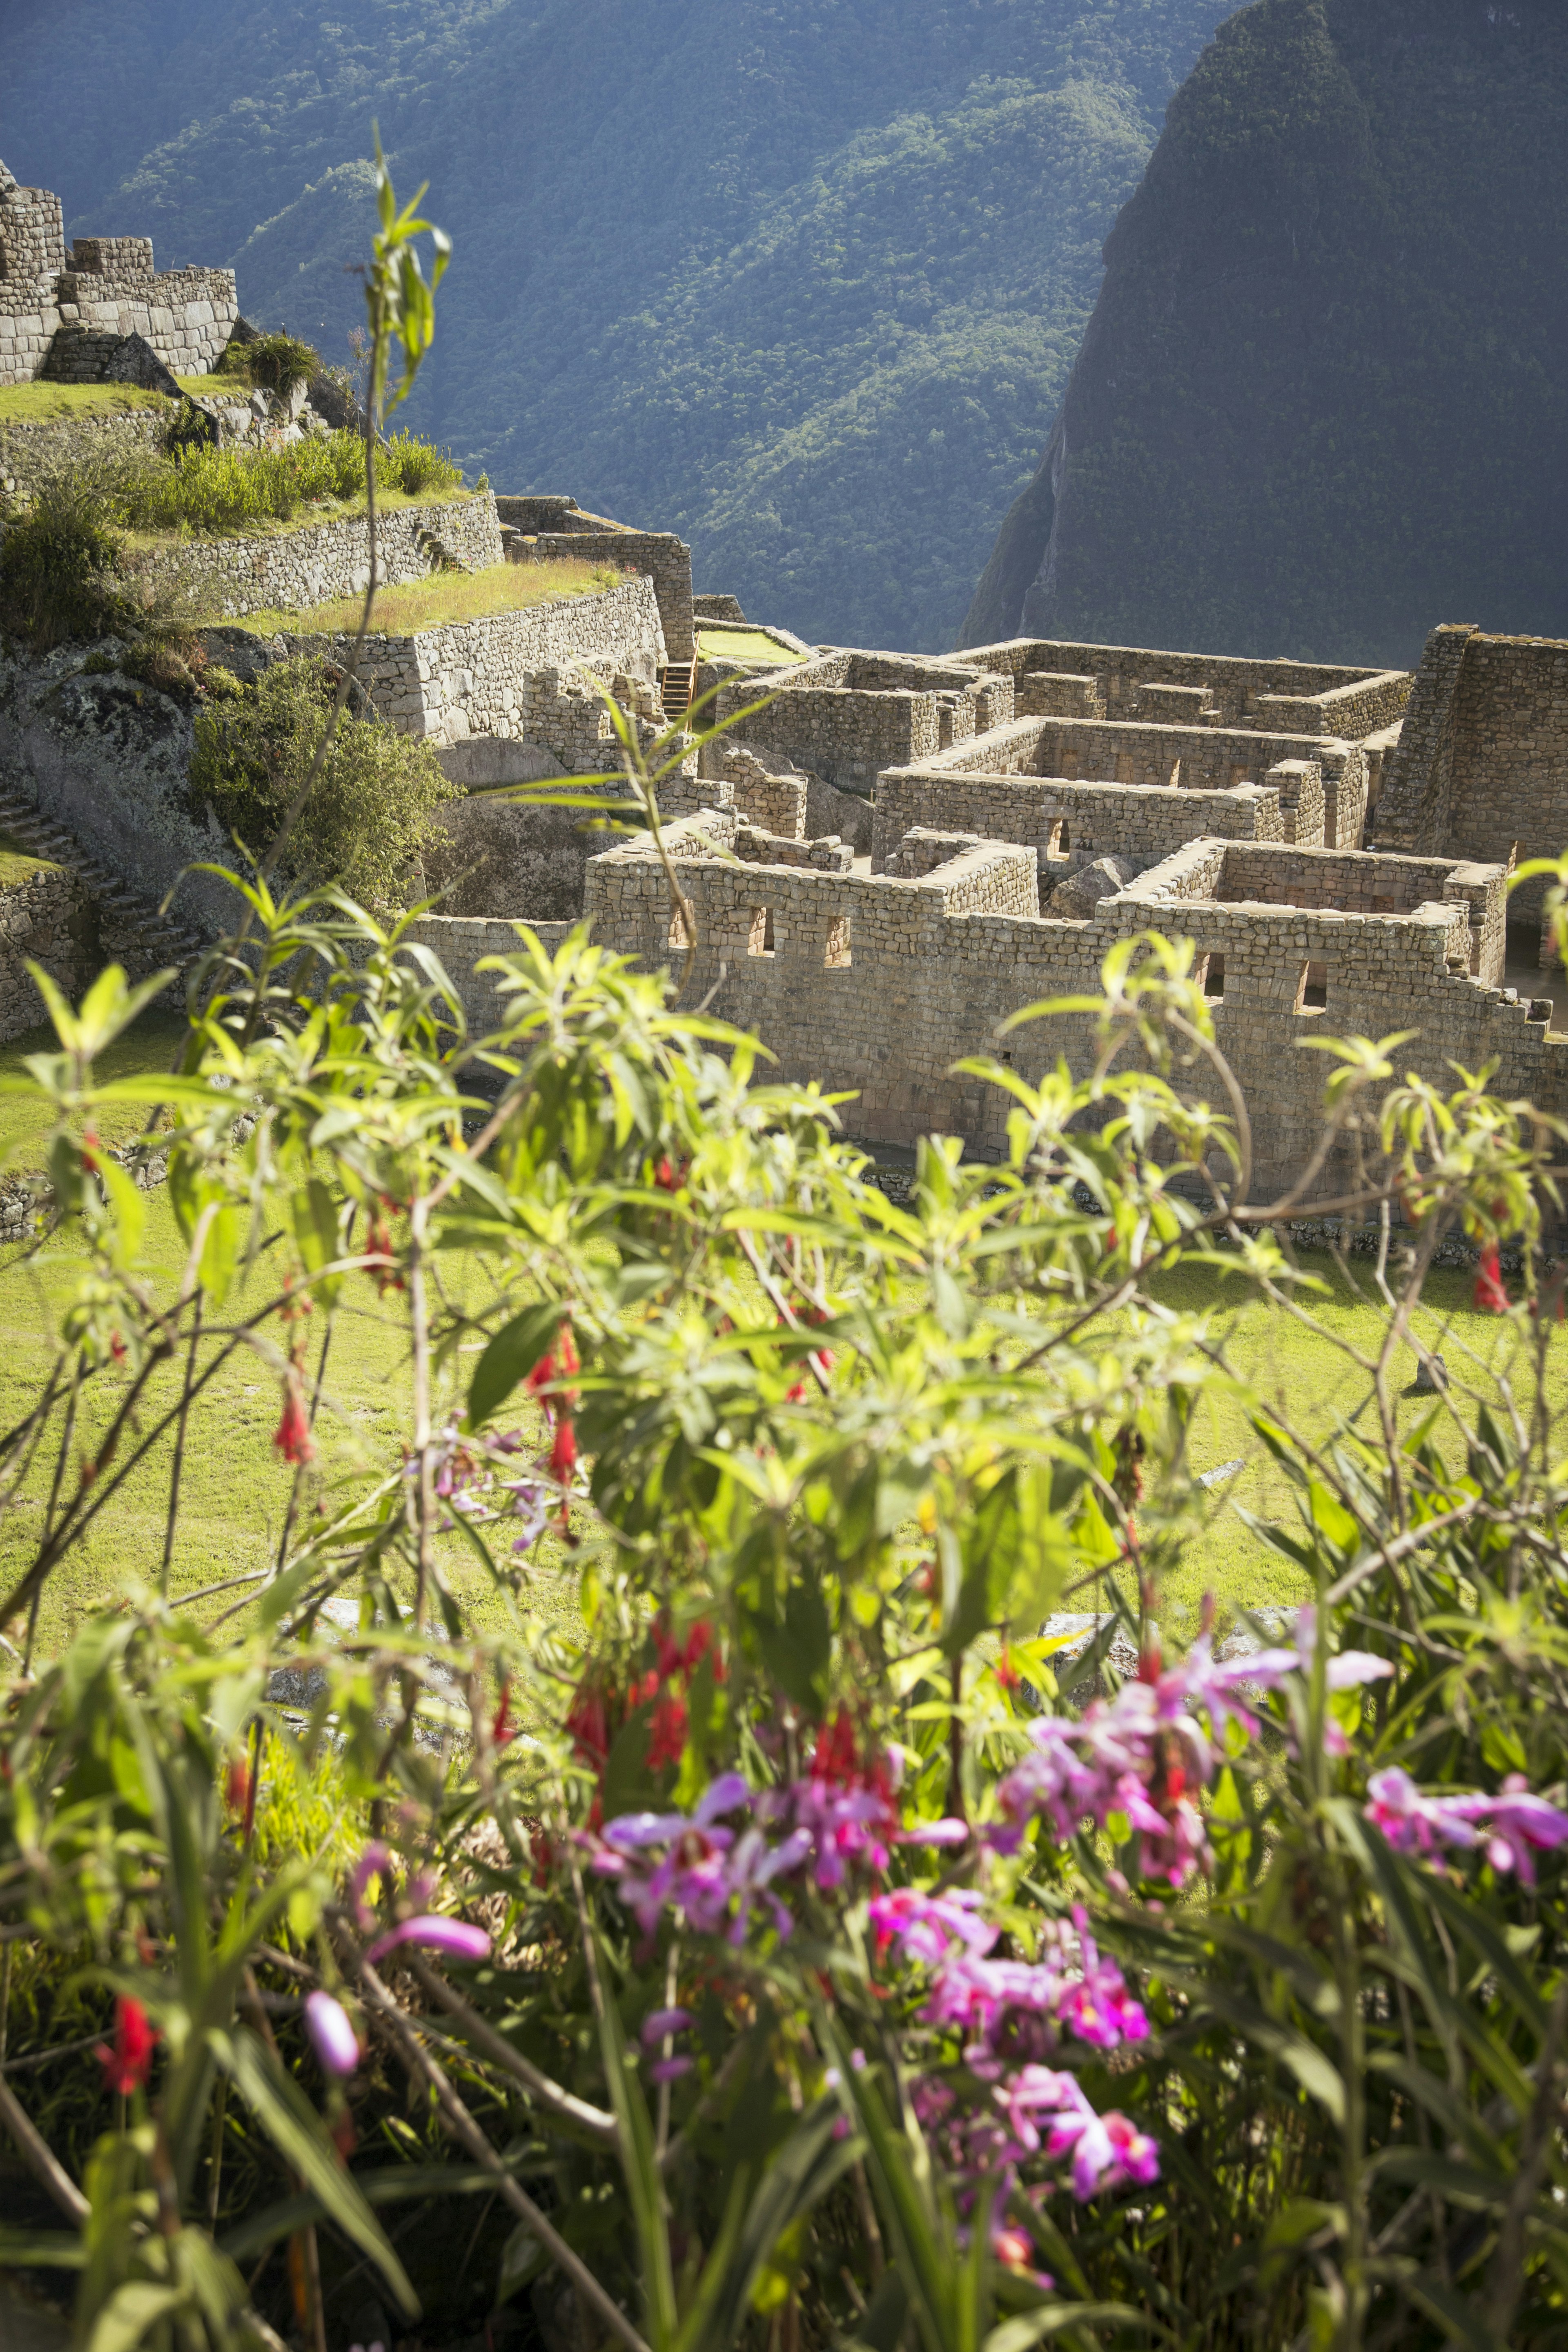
[0,156,236,390]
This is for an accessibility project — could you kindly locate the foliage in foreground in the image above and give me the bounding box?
[0,878,1564,2352]
[189,654,461,913]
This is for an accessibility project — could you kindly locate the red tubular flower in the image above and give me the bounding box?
[648,1691,689,1770]
[654,1157,677,1192]
[98,1996,157,2095]
[1474,1248,1510,1313]
[549,1415,578,1482]
[273,1379,315,1466]
[996,1642,1021,1694]
[225,1755,252,1817]
[492,1684,513,1748]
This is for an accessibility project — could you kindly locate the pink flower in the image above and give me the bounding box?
[305,1991,360,2078]
[867,1886,995,1965]
[1482,1776,1568,1883]
[364,1915,492,1967]
[896,1819,969,1849]
[1368,1767,1568,1886]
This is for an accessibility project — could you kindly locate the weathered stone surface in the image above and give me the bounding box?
[1045,854,1136,917]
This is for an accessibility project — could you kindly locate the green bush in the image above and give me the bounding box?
[189,653,461,911]
[0,477,134,648]
[216,330,321,399]
[380,427,463,496]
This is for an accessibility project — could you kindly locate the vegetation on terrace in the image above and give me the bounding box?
[232,554,628,640]
[114,425,463,536]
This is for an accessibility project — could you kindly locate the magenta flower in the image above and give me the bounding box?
[1482,1777,1568,1883]
[648,2056,694,2082]
[1366,1767,1568,1885]
[867,1886,995,1965]
[364,1915,492,1967]
[304,1991,360,2078]
[350,1841,393,1931]
[896,1819,969,1849]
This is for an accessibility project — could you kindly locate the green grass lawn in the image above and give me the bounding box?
[0,1010,1559,1659]
[696,625,811,667]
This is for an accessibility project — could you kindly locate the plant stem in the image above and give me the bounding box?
[160,1292,203,1598]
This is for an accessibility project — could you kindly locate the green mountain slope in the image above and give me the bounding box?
[962,0,1568,666]
[0,0,1232,649]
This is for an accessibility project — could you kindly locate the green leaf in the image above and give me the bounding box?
[83,2281,185,2352]
[985,2308,1157,2352]
[468,1300,563,1428]
[590,1941,677,2352]
[291,1178,346,1307]
[746,1577,831,1717]
[215,2028,419,2316]
[0,2228,87,2267]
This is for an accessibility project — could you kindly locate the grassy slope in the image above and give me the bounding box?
[2,1011,1559,1660]
[0,0,1234,653]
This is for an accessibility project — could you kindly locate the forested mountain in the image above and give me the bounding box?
[0,0,1233,649]
[962,0,1568,667]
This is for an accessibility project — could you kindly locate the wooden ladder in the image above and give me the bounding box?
[659,657,699,724]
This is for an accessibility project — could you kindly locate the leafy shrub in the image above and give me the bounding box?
[189,653,460,909]
[216,330,321,399]
[0,477,132,648]
[380,427,463,496]
[5,891,1568,2351]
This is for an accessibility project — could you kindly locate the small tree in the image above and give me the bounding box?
[190,655,461,913]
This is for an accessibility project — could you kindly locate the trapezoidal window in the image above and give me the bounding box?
[748,906,775,958]
[668,906,690,951]
[824,913,852,968]
[1047,817,1071,858]
[1295,959,1328,1015]
[1200,954,1225,1002]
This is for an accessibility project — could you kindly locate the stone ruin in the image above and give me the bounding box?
[0,155,237,391]
[2,156,1566,1200]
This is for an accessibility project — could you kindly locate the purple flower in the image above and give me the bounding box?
[1366,1767,1568,1886]
[350,1841,393,1932]
[867,1887,995,1966]
[648,2055,694,2083]
[896,1819,969,1849]
[304,1991,360,2078]
[364,1915,492,1967]
[1482,1777,1568,1883]
[641,2007,695,2046]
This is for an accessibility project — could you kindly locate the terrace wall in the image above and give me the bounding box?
[399,916,573,1029]
[156,492,504,620]
[500,519,695,663]
[283,576,666,748]
[714,650,1013,795]
[1002,716,1365,849]
[0,861,98,1043]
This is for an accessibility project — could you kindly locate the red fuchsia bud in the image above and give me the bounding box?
[97,1996,157,2095]
[109,1331,126,1364]
[996,1642,1020,1693]
[226,1755,252,1816]
[491,1684,512,1748]
[555,1323,580,1381]
[1474,1249,1510,1313]
[654,1157,677,1192]
[273,1380,315,1466]
[549,1416,578,1482]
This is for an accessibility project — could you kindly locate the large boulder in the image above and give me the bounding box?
[1045,854,1136,920]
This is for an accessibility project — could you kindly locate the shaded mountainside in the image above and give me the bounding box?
[0,0,1233,650]
[962,0,1568,666]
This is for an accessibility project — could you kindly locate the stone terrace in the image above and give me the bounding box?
[713,649,1014,797]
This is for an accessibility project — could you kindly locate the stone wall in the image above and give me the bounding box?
[152,492,503,621]
[0,859,98,1044]
[1378,625,1568,928]
[958,637,1410,737]
[1002,716,1366,850]
[285,577,667,748]
[579,820,1555,1191]
[502,522,695,664]
[714,649,1014,796]
[0,165,237,389]
[871,768,1286,873]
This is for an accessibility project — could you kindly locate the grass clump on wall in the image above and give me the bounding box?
[0,476,137,649]
[232,554,626,638]
[215,330,321,399]
[189,654,460,913]
[117,426,462,535]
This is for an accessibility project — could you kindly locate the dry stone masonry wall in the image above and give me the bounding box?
[0,156,236,388]
[157,493,504,621]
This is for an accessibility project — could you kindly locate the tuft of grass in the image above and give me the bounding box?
[226,556,628,639]
[0,831,62,890]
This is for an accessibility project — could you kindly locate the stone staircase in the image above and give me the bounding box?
[0,783,207,993]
